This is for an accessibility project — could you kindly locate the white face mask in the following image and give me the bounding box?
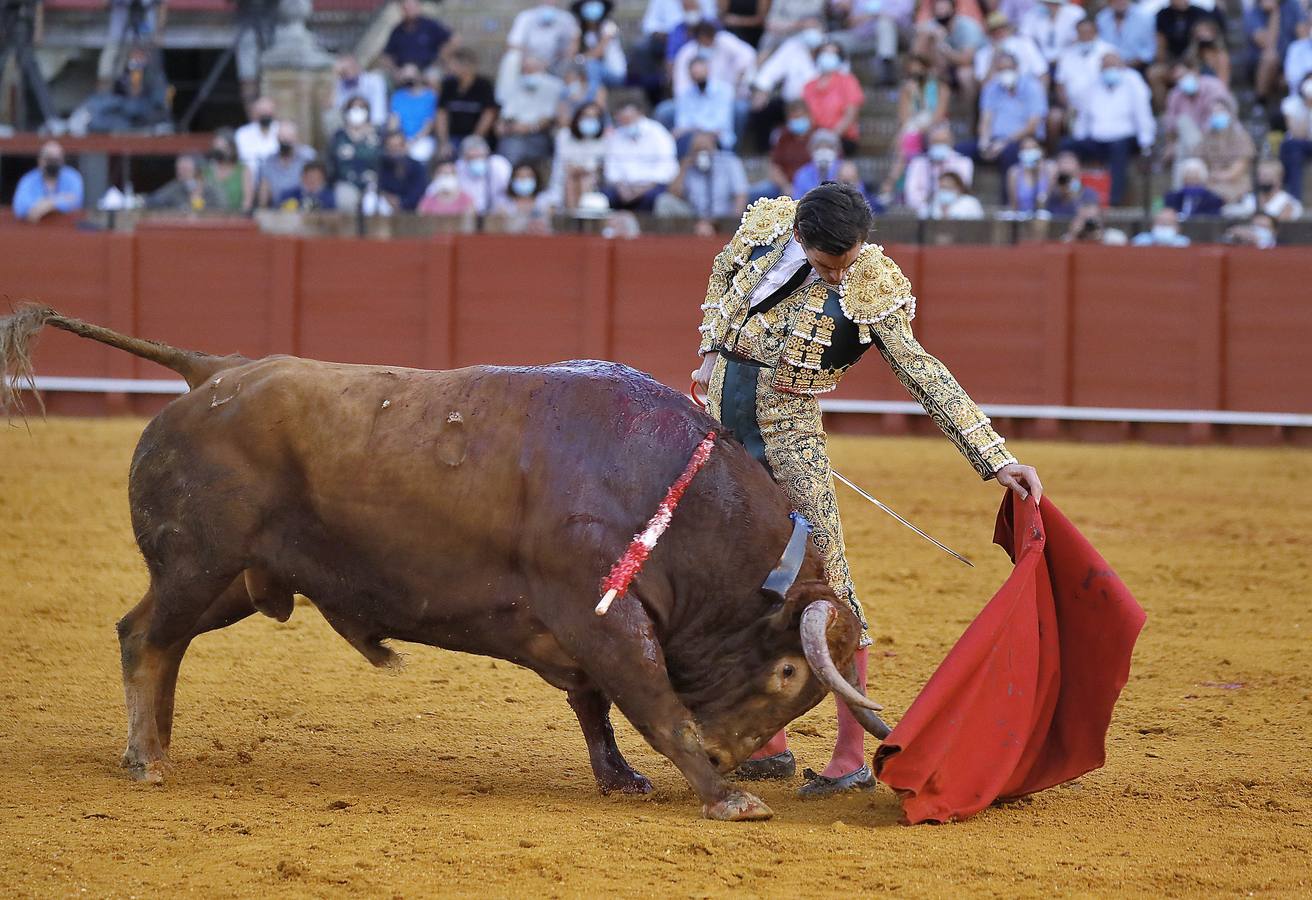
[997,69,1018,89]
[938,188,960,204]
[433,174,458,193]
[694,151,712,172]
[1151,224,1178,242]
[813,148,837,168]
[346,106,369,127]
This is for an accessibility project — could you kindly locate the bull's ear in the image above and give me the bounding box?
[767,580,837,631]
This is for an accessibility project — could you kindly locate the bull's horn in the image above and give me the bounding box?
[799,601,882,711]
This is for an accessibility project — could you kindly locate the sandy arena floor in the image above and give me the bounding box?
[1,419,1309,898]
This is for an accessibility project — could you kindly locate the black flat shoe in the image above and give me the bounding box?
[732,750,796,781]
[797,765,876,799]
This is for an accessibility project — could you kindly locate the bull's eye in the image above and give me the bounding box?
[781,664,796,678]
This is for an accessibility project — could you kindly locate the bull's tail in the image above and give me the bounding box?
[1,302,239,418]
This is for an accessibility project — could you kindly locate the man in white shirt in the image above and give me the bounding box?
[750,29,822,103]
[602,102,680,211]
[1055,17,1115,103]
[642,0,718,36]
[975,13,1049,85]
[495,54,566,166]
[672,22,758,98]
[1020,0,1085,65]
[234,97,282,171]
[330,55,389,129]
[506,1,579,74]
[1065,51,1155,204]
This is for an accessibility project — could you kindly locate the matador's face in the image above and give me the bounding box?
[795,231,864,286]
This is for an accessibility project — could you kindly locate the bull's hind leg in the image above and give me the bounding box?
[567,688,652,796]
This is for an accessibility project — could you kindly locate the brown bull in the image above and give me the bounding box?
[1,304,890,821]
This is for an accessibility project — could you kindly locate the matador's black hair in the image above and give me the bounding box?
[794,182,873,256]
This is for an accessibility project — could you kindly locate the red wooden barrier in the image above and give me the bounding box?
[3,231,1311,434]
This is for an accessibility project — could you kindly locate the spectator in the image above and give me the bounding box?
[455,135,513,215]
[1131,207,1190,246]
[1188,17,1230,89]
[255,122,316,208]
[747,28,822,149]
[507,0,581,74]
[1096,0,1156,71]
[760,0,826,56]
[1162,55,1233,182]
[234,97,281,171]
[328,98,383,211]
[601,101,679,211]
[1286,26,1312,100]
[98,0,167,91]
[802,42,865,156]
[276,161,337,212]
[1149,0,1222,105]
[1055,18,1115,112]
[389,63,438,162]
[1063,201,1129,244]
[492,164,553,234]
[672,57,737,153]
[496,54,566,166]
[1244,0,1303,103]
[830,0,916,85]
[419,160,478,216]
[664,0,717,63]
[83,44,171,134]
[655,131,749,232]
[382,0,455,79]
[436,48,498,159]
[13,142,84,222]
[720,0,769,47]
[1020,0,1084,66]
[1229,159,1303,221]
[672,21,757,99]
[571,0,627,92]
[642,0,718,39]
[791,128,843,196]
[835,159,877,209]
[914,0,987,105]
[549,101,609,209]
[146,154,221,211]
[906,121,975,213]
[1064,51,1154,206]
[973,12,1049,88]
[1045,150,1100,215]
[928,170,984,218]
[1196,98,1255,204]
[1007,135,1055,213]
[1163,157,1224,218]
[885,52,951,196]
[960,52,1047,197]
[756,100,815,198]
[203,131,253,213]
[1224,213,1278,248]
[1280,73,1312,200]
[559,63,604,125]
[377,131,428,212]
[332,55,389,129]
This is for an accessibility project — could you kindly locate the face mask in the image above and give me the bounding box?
[434,174,458,193]
[1069,177,1082,194]
[927,143,950,162]
[467,157,488,176]
[817,51,842,73]
[581,0,604,21]
[693,78,708,91]
[1257,181,1276,194]
[1251,226,1274,246]
[684,10,702,25]
[787,116,811,135]
[521,73,543,89]
[1019,147,1042,167]
[694,151,712,172]
[1101,68,1122,87]
[1303,81,1312,101]
[258,115,274,128]
[860,0,883,12]
[1178,74,1199,95]
[42,160,61,177]
[799,28,825,49]
[278,141,293,156]
[813,148,837,168]
[997,69,1018,89]
[1151,225,1177,242]
[1209,111,1230,131]
[937,188,960,204]
[540,8,557,25]
[342,76,359,88]
[346,106,369,127]
[512,177,537,196]
[578,117,601,137]
[624,122,643,139]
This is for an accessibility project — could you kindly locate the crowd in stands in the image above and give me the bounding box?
[10,0,1312,247]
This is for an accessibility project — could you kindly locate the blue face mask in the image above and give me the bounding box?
[927,143,950,162]
[1178,74,1199,95]
[511,177,537,197]
[1019,146,1042,167]
[787,116,811,135]
[467,157,488,177]
[578,117,601,137]
[580,1,605,21]
[817,51,842,73]
[1101,67,1123,87]
[1209,111,1231,131]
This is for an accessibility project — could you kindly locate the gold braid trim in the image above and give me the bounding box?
[698,242,739,354]
[836,244,917,343]
[870,307,1017,479]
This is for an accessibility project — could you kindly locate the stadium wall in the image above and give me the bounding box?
[3,229,1309,444]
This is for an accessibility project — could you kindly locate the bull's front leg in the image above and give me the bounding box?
[567,688,652,796]
[551,600,772,821]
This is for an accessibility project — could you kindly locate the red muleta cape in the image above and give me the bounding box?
[873,493,1146,825]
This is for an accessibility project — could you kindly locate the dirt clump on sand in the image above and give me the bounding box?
[1,420,1309,897]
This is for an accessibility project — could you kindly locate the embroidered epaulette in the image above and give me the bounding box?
[836,244,917,344]
[728,196,797,263]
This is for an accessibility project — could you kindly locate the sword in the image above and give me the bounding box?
[689,380,973,568]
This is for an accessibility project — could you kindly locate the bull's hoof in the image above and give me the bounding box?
[121,753,171,785]
[702,790,774,822]
[597,769,654,796]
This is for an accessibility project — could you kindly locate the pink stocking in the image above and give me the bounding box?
[820,646,868,778]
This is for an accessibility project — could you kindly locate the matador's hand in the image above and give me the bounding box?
[997,463,1043,504]
[691,352,718,391]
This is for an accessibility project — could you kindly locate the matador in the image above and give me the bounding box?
[691,184,1044,797]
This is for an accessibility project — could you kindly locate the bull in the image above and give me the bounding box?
[1,304,891,821]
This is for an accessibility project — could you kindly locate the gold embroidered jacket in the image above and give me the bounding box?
[698,197,1017,479]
